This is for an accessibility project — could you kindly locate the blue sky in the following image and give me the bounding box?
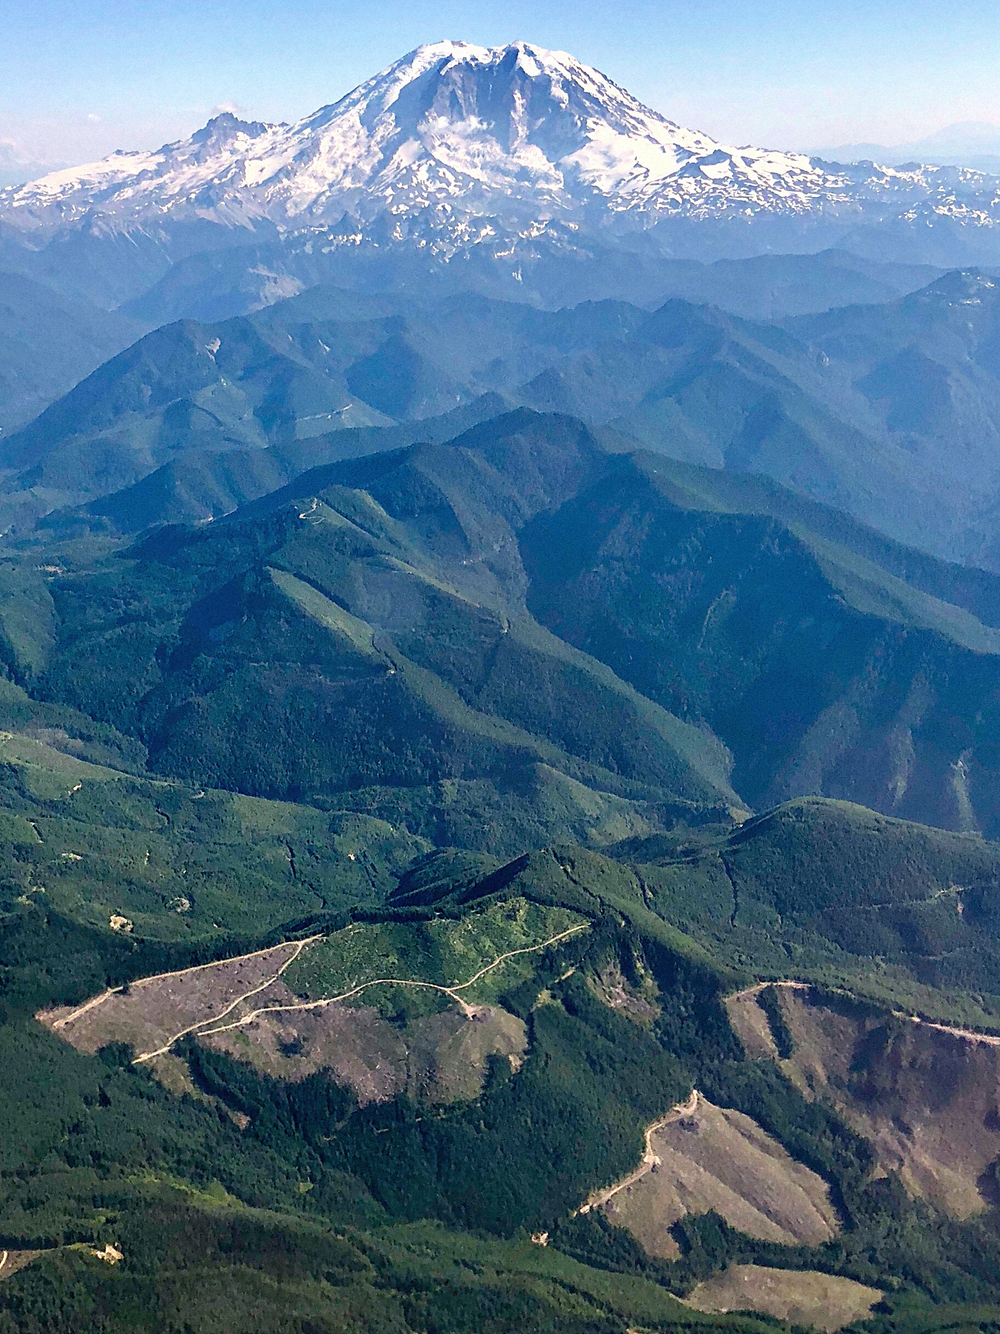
[3,0,1000,165]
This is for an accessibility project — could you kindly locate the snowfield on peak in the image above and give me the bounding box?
[3,40,1000,244]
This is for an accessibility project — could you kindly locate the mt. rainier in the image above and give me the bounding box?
[3,40,994,235]
[5,40,1000,313]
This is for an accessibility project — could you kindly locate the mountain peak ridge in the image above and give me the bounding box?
[0,39,847,235]
[2,39,999,243]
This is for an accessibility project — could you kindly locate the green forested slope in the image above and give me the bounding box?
[519,443,1000,833]
[613,797,1000,1021]
[0,271,142,432]
[6,825,1000,1331]
[10,408,1000,835]
[16,269,1000,569]
[2,416,739,854]
[3,348,1000,1331]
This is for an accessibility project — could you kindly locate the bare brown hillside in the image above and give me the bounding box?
[202,998,526,1105]
[685,1264,881,1332]
[729,984,1000,1218]
[600,1096,839,1259]
[38,937,528,1107]
[37,941,305,1058]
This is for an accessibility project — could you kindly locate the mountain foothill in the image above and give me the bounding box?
[7,39,1000,1334]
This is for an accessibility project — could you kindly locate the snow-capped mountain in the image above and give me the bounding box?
[7,39,993,241]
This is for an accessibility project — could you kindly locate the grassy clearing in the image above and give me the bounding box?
[285,897,587,1014]
[368,1218,787,1330]
[685,1263,881,1332]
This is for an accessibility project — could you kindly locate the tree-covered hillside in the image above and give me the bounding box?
[5,263,1000,1333]
[8,409,1000,835]
[17,269,1000,568]
[6,812,1000,1331]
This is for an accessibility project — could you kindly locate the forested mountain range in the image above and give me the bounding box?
[8,263,1000,1334]
[12,266,1000,564]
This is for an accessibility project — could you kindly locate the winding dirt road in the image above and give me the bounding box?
[904,1015,1000,1046]
[579,1087,701,1214]
[89,921,592,1065]
[51,938,320,1035]
[131,936,320,1064]
[196,922,590,1042]
[731,980,1000,1048]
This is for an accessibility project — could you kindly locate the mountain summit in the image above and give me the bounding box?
[3,40,988,240]
[266,39,838,220]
